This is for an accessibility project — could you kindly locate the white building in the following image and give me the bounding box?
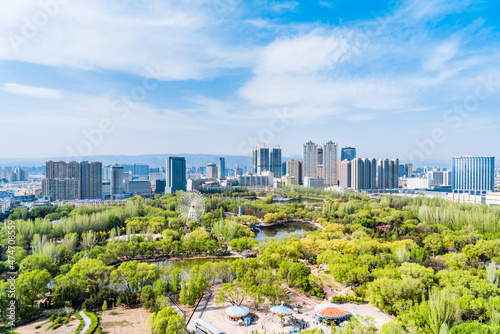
[303,177,325,189]
[486,192,500,206]
[0,197,14,214]
[323,141,338,187]
[237,172,274,189]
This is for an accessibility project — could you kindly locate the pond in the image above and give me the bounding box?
[252,221,318,242]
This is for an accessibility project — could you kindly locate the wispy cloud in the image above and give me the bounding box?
[1,83,62,99]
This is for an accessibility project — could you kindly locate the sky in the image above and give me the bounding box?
[0,0,499,163]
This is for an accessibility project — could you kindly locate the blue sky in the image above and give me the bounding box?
[0,0,499,163]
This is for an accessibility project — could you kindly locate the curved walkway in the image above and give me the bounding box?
[78,310,91,334]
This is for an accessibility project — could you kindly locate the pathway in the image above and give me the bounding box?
[186,290,213,332]
[167,295,185,318]
[78,310,91,334]
[303,261,352,303]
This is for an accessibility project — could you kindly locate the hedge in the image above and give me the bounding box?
[75,311,85,333]
[83,309,100,334]
[331,295,367,304]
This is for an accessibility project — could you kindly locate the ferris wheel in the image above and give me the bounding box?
[176,190,206,221]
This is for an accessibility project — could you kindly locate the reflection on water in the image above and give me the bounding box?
[252,222,317,242]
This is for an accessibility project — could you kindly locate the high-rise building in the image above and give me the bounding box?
[13,167,28,181]
[452,156,495,194]
[252,149,258,174]
[218,157,226,179]
[351,158,377,190]
[339,160,351,188]
[78,161,102,199]
[102,165,111,181]
[378,159,399,189]
[323,141,338,187]
[399,164,413,178]
[285,159,303,185]
[317,147,323,165]
[206,163,217,179]
[256,147,270,174]
[43,161,102,200]
[341,147,356,161]
[270,147,282,178]
[303,141,318,178]
[110,164,124,197]
[166,157,186,194]
[235,167,242,177]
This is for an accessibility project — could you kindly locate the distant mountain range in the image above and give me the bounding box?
[0,154,455,169]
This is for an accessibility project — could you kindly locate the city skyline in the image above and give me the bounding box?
[1,1,500,160]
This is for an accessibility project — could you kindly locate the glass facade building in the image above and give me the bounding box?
[340,147,356,161]
[452,156,495,194]
[166,157,186,194]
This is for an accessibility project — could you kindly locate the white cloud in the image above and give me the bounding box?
[423,40,459,71]
[1,83,62,99]
[0,0,254,81]
[254,30,350,75]
[319,1,334,8]
[273,1,300,12]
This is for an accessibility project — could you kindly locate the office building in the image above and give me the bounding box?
[339,160,351,188]
[303,141,318,178]
[323,141,338,187]
[341,147,356,161]
[452,156,495,194]
[235,167,242,177]
[125,180,152,195]
[218,157,226,179]
[110,164,124,197]
[102,165,111,181]
[303,177,324,189]
[378,159,399,189]
[285,159,303,185]
[351,158,377,191]
[206,163,217,179]
[155,180,166,194]
[270,147,282,178]
[166,157,186,194]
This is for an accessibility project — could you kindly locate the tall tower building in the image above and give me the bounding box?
[303,141,318,178]
[339,160,351,188]
[378,159,399,189]
[323,141,338,187]
[218,157,226,179]
[341,147,356,161]
[78,161,102,199]
[206,163,217,179]
[351,158,377,190]
[110,164,124,198]
[252,148,258,174]
[166,157,186,194]
[452,156,495,194]
[256,147,270,174]
[286,159,303,185]
[270,147,282,178]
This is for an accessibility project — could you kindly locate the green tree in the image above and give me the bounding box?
[102,300,108,312]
